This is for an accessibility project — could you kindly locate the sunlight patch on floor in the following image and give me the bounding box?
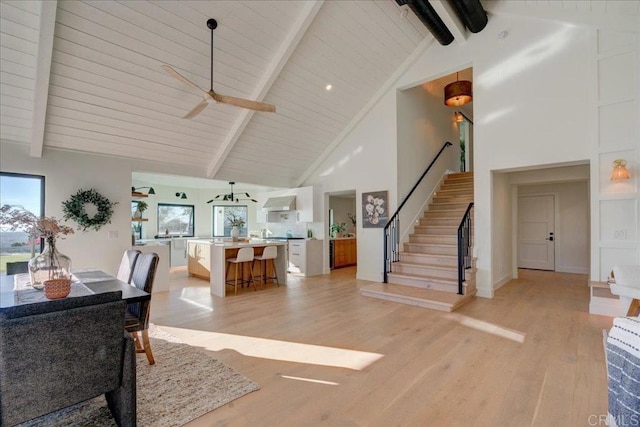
[160,326,383,370]
[179,290,214,312]
[277,374,340,386]
[445,313,526,343]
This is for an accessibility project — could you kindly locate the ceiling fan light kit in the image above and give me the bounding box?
[162,18,275,118]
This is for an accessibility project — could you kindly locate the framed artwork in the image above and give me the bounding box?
[362,190,388,228]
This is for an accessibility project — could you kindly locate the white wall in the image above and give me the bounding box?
[491,172,512,290]
[304,13,638,294]
[396,79,460,240]
[1,142,132,276]
[305,90,398,281]
[518,181,590,274]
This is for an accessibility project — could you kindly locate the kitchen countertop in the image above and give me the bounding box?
[187,239,286,248]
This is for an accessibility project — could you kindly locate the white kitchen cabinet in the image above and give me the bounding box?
[288,239,323,276]
[170,238,188,267]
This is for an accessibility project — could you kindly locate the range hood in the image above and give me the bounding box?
[262,196,296,211]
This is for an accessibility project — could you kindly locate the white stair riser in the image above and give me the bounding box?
[387,274,474,293]
[403,243,457,255]
[393,264,458,279]
[399,253,458,266]
[419,218,460,226]
[429,203,473,211]
[413,226,457,235]
[409,235,457,245]
[423,211,465,219]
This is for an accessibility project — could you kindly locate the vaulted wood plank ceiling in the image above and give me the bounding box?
[1,0,638,188]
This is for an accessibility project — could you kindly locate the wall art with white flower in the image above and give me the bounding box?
[362,191,388,228]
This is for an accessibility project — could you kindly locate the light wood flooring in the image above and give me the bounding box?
[150,267,613,427]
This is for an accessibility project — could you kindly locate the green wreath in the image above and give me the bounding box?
[62,189,118,232]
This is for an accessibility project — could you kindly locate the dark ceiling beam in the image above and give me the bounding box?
[406,0,455,46]
[448,0,488,33]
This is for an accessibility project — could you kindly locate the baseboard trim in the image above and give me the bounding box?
[476,287,494,298]
[493,274,512,292]
[556,266,589,274]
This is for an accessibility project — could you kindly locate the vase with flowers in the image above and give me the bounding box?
[0,205,74,297]
[225,209,246,242]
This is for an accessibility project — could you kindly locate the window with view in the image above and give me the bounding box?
[0,172,45,274]
[157,203,194,237]
[212,205,248,237]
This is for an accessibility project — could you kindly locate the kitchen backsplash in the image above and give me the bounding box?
[257,222,308,238]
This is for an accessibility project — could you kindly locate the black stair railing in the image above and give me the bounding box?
[383,141,452,283]
[457,203,474,295]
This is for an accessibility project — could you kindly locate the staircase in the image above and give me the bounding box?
[361,172,476,312]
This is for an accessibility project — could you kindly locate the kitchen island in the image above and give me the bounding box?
[187,239,287,297]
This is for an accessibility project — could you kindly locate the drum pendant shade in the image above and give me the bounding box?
[444,73,472,107]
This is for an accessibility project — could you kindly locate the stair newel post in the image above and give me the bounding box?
[457,202,474,295]
[384,227,389,283]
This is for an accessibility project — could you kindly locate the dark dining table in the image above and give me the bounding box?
[0,270,150,310]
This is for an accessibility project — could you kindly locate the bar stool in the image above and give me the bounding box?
[225,247,256,296]
[253,246,280,289]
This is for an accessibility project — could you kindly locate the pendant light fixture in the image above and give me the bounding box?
[444,72,472,107]
[206,182,257,204]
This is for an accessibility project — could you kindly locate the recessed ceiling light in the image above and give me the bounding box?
[325,84,333,92]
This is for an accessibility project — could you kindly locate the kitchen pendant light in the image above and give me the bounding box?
[207,182,257,204]
[444,72,472,107]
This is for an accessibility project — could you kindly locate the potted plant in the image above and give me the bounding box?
[330,222,346,238]
[133,200,148,219]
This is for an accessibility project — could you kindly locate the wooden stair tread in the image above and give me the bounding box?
[395,261,458,271]
[405,242,456,248]
[360,283,475,312]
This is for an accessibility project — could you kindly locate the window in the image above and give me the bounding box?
[157,203,194,237]
[212,205,248,237]
[0,172,45,273]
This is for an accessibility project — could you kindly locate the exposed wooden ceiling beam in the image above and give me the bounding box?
[29,0,57,158]
[206,0,325,179]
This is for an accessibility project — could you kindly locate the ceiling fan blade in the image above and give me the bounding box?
[212,92,276,113]
[183,98,209,119]
[162,65,207,95]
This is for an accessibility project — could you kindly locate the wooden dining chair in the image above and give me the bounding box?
[116,249,141,284]
[124,252,158,365]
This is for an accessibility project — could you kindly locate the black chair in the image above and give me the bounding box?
[125,252,159,365]
[116,249,141,284]
[0,292,136,426]
[6,261,29,275]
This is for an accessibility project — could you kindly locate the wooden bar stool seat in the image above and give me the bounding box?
[253,246,279,289]
[225,247,256,295]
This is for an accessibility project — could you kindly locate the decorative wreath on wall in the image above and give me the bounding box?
[62,189,118,232]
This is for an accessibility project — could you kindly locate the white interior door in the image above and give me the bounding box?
[518,195,555,270]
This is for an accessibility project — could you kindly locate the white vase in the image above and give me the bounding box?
[133,208,142,219]
[231,225,239,241]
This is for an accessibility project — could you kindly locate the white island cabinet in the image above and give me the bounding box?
[288,239,323,276]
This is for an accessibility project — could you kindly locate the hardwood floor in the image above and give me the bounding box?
[150,267,613,426]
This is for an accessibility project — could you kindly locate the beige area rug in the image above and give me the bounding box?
[18,325,260,427]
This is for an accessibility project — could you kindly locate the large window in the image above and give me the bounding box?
[157,203,194,237]
[0,172,45,273]
[212,205,248,237]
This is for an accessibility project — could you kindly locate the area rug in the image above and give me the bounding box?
[18,325,260,427]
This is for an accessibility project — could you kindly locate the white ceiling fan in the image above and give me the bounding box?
[162,18,276,119]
